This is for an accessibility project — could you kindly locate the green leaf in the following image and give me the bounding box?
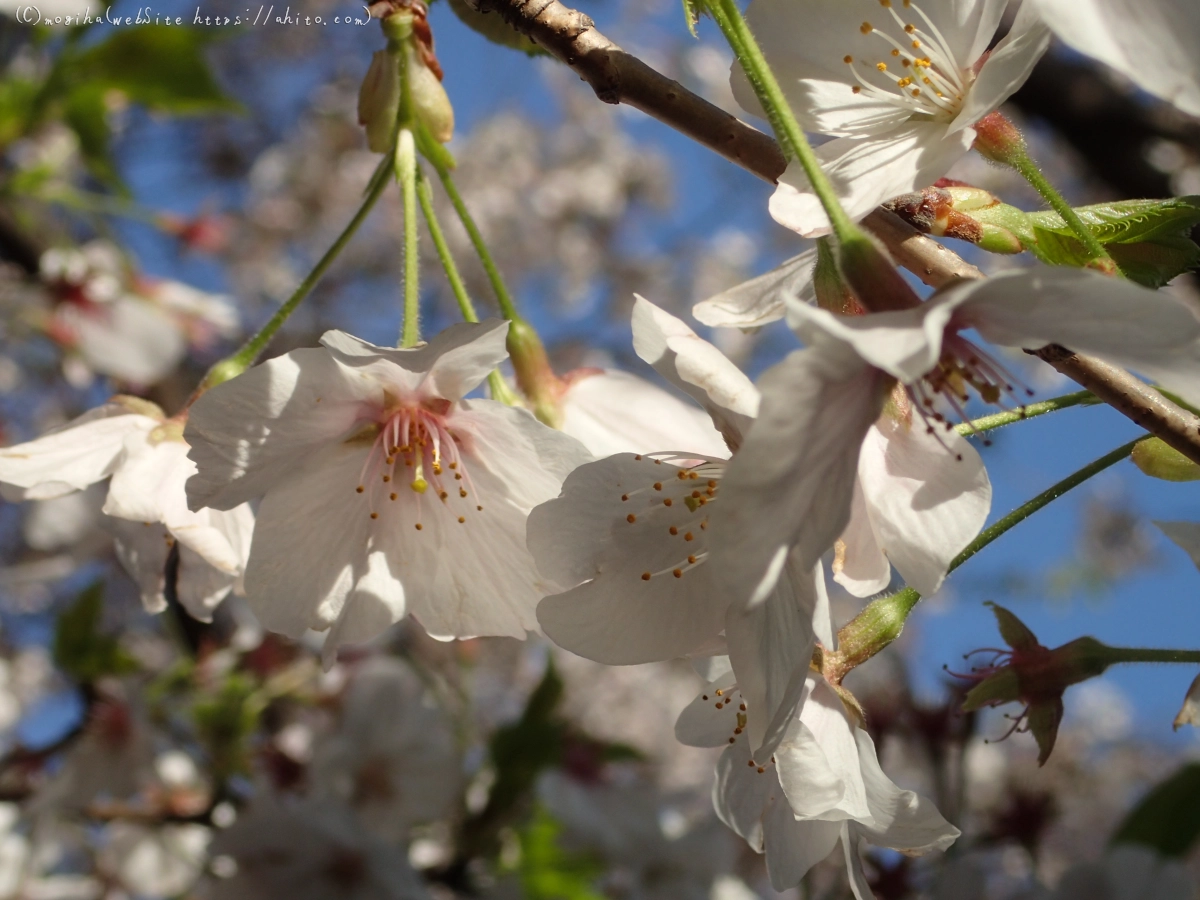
[52,582,138,683]
[72,26,237,114]
[1028,197,1200,246]
[486,661,567,821]
[515,807,606,900]
[1028,226,1096,268]
[445,0,545,56]
[682,0,703,37]
[1111,763,1200,856]
[192,672,259,783]
[1108,235,1200,289]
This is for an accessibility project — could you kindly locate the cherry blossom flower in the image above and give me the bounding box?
[183,320,590,665]
[712,266,1200,607]
[1028,0,1200,118]
[735,0,1051,236]
[0,398,253,620]
[310,657,461,841]
[682,596,957,896]
[558,368,730,459]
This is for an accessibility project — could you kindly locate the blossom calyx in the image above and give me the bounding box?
[1132,437,1200,482]
[960,602,1111,765]
[971,111,1027,167]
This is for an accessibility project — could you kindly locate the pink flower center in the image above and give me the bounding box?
[353,400,481,528]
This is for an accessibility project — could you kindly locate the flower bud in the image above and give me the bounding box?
[883,184,1026,255]
[812,238,861,315]
[506,318,564,427]
[408,51,454,144]
[1132,437,1200,482]
[971,110,1027,166]
[358,50,401,154]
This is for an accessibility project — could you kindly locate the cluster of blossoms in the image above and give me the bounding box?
[0,0,1198,895]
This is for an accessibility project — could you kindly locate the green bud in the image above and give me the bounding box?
[506,318,563,428]
[358,49,401,154]
[199,357,249,392]
[812,237,859,314]
[408,52,454,144]
[1132,437,1200,482]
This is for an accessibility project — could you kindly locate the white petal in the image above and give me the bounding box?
[951,2,1051,130]
[674,670,741,748]
[321,549,407,668]
[711,346,888,609]
[787,297,954,384]
[534,453,728,664]
[775,676,871,822]
[1030,0,1200,117]
[0,406,157,501]
[945,267,1200,408]
[67,297,186,385]
[764,805,842,892]
[855,418,991,597]
[183,346,373,511]
[854,727,960,852]
[843,826,877,900]
[725,558,820,756]
[834,476,892,597]
[454,401,592,512]
[631,296,759,447]
[241,441,389,641]
[693,251,817,329]
[559,369,730,459]
[319,319,510,402]
[769,125,976,237]
[175,545,237,623]
[107,519,170,614]
[712,738,772,848]
[1156,520,1200,571]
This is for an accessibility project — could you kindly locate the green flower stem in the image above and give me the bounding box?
[1005,150,1117,271]
[195,155,392,392]
[416,168,520,405]
[397,127,421,349]
[830,435,1144,679]
[422,144,520,322]
[1098,647,1200,666]
[417,170,477,324]
[704,0,859,245]
[957,391,1098,436]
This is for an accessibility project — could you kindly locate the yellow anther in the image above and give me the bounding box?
[641,572,651,581]
[356,485,365,494]
[912,88,921,96]
[460,488,468,498]
[860,20,872,33]
[843,54,853,64]
[673,568,683,578]
[653,482,663,491]
[685,532,694,542]
[891,48,900,57]
[415,523,423,530]
[852,86,862,93]
[876,62,888,71]
[664,498,674,507]
[458,516,465,523]
[627,514,637,523]
[370,512,378,520]
[390,492,398,501]
[904,23,915,32]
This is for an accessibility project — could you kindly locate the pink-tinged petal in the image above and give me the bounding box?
[560,369,729,460]
[962,0,1015,69]
[674,669,740,748]
[855,418,990,597]
[693,251,817,330]
[725,559,820,756]
[775,676,871,822]
[769,125,976,237]
[631,296,759,448]
[834,477,892,597]
[1155,521,1200,571]
[1030,0,1200,118]
[452,401,592,513]
[787,300,953,385]
[854,728,960,852]
[712,345,889,609]
[242,441,388,642]
[0,406,158,502]
[950,3,1051,131]
[945,267,1200,408]
[184,347,374,511]
[320,319,509,402]
[535,453,728,664]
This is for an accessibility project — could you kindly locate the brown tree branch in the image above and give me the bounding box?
[466,0,1200,465]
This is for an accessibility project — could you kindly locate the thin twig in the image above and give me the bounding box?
[466,0,1200,465]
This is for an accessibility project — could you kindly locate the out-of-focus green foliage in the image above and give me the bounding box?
[515,807,606,900]
[52,582,138,682]
[1111,763,1200,856]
